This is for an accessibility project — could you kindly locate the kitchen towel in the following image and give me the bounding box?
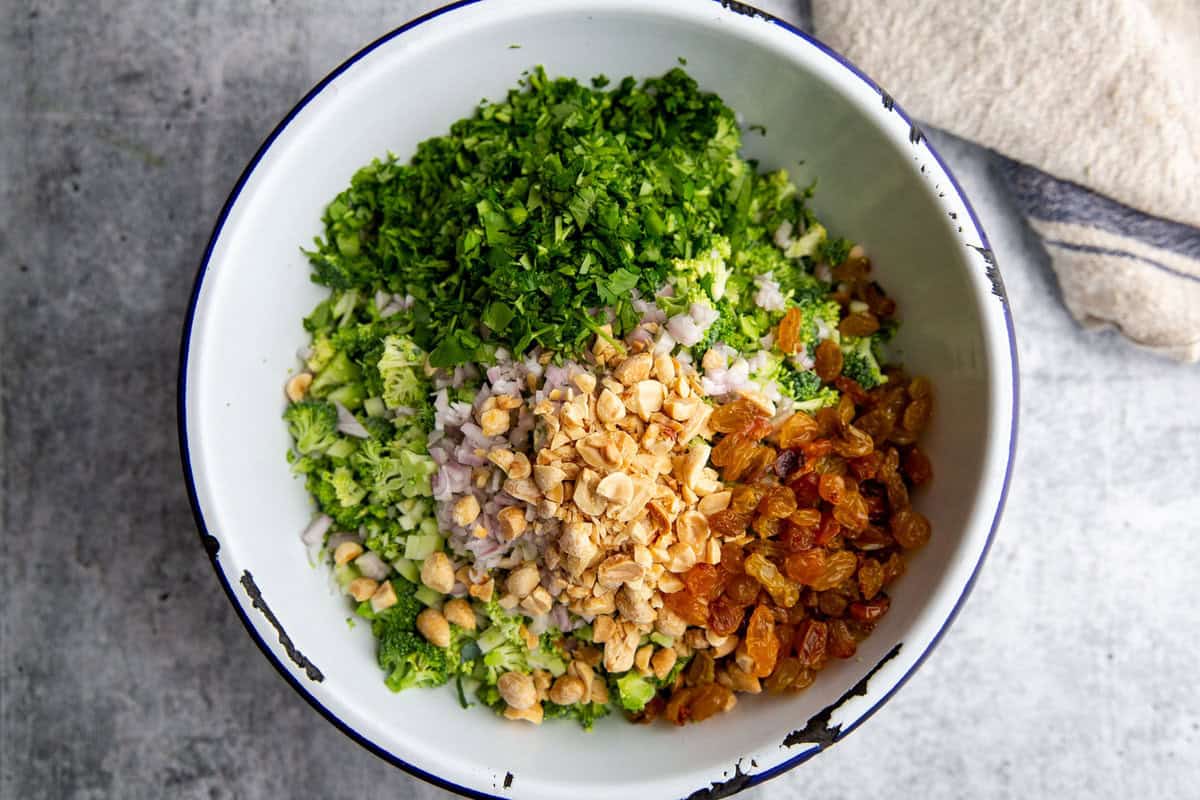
[812,0,1200,362]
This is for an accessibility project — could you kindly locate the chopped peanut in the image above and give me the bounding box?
[348,577,379,602]
[333,541,363,566]
[420,552,455,594]
[416,607,451,647]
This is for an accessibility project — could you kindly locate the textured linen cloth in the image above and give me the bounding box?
[813,0,1200,361]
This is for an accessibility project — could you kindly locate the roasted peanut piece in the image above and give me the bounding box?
[420,552,455,594]
[613,353,653,386]
[442,598,476,631]
[498,671,538,710]
[596,388,626,423]
[285,372,313,402]
[452,494,481,527]
[503,702,544,725]
[549,675,586,706]
[333,541,363,566]
[480,408,511,437]
[651,646,678,680]
[506,562,540,599]
[497,506,528,541]
[348,577,379,602]
[416,607,451,647]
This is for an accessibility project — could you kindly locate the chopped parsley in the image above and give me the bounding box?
[304,67,759,366]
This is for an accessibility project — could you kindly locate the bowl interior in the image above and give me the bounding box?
[182,2,1015,798]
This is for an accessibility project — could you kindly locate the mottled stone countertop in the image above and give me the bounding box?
[2,2,1197,798]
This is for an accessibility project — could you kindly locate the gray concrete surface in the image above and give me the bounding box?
[2,1,1198,798]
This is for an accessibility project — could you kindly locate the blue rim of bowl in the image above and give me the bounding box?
[176,2,1020,798]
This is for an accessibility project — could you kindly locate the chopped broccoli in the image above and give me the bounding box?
[659,237,732,316]
[795,298,842,357]
[326,465,366,507]
[614,671,657,713]
[283,401,339,455]
[370,580,451,692]
[305,337,337,373]
[378,335,429,409]
[841,335,887,390]
[817,236,852,266]
[544,700,611,730]
[784,222,827,260]
[378,629,449,692]
[351,438,436,505]
[309,350,361,398]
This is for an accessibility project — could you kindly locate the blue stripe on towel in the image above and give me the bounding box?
[999,157,1200,260]
[1042,239,1200,284]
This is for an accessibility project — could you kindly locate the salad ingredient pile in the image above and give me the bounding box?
[283,67,933,728]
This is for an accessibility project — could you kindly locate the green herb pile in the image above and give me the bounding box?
[305,67,852,367]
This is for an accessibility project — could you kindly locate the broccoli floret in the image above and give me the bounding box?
[841,336,887,390]
[660,237,732,316]
[817,236,852,266]
[693,298,763,355]
[310,350,362,398]
[777,362,822,401]
[368,580,450,692]
[544,700,611,730]
[795,298,842,357]
[283,400,339,455]
[378,629,449,692]
[326,465,366,507]
[481,641,528,683]
[351,439,435,505]
[305,337,337,373]
[784,222,827,260]
[527,633,568,676]
[614,671,657,713]
[378,335,429,409]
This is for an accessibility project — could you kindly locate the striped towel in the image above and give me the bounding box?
[811,0,1200,362]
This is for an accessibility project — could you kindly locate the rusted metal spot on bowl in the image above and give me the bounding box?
[968,244,1009,305]
[719,0,777,22]
[782,642,902,750]
[881,91,895,111]
[908,123,924,145]
[503,772,514,789]
[686,759,752,800]
[240,571,324,682]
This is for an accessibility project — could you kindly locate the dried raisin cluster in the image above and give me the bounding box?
[644,370,934,725]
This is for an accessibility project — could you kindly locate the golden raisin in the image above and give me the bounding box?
[784,549,826,586]
[689,683,735,722]
[778,413,821,448]
[811,550,858,591]
[777,306,803,354]
[903,447,934,485]
[857,557,885,600]
[711,398,763,434]
[663,589,709,627]
[758,486,798,519]
[745,552,800,608]
[838,311,880,337]
[832,491,869,532]
[746,605,780,678]
[763,657,802,693]
[813,339,843,383]
[902,397,932,434]
[794,619,828,669]
[707,595,745,636]
[891,509,931,549]
[818,473,846,505]
[707,508,753,537]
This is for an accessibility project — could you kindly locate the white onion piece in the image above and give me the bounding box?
[354,551,390,581]
[334,401,370,438]
[301,514,333,545]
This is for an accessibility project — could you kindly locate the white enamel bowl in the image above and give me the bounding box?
[179,1,1018,797]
